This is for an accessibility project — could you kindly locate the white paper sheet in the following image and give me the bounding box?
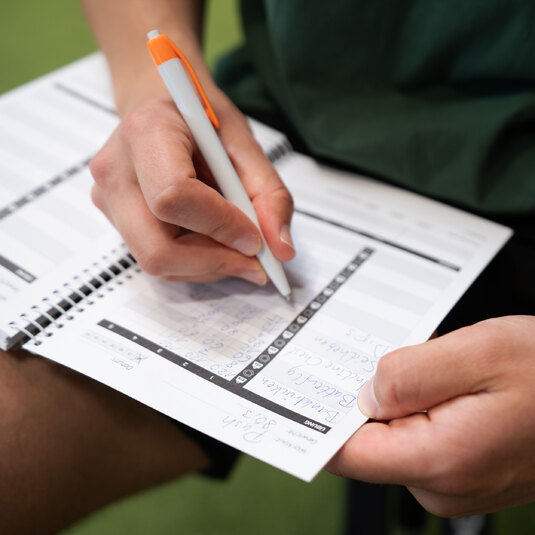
[0,54,512,480]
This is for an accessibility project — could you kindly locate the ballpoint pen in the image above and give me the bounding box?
[146,30,292,300]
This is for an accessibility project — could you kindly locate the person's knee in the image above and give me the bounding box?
[0,348,209,534]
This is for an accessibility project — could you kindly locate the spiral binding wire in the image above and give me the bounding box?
[7,250,136,348]
[81,271,104,298]
[265,138,293,165]
[21,312,52,339]
[102,264,120,284]
[64,282,90,305]
[31,304,63,329]
[8,320,42,346]
[42,296,73,321]
[54,288,84,312]
[92,265,113,291]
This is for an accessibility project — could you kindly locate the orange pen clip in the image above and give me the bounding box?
[147,33,220,129]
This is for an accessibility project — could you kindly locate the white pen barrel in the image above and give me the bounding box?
[157,59,290,296]
[158,59,259,223]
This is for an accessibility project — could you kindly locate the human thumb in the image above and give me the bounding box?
[357,324,490,420]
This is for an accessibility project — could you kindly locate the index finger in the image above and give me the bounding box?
[327,414,436,486]
[217,107,296,262]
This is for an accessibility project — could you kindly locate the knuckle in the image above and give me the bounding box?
[188,246,229,277]
[150,184,184,222]
[275,185,294,210]
[213,256,232,276]
[206,213,232,241]
[89,150,112,188]
[205,249,246,278]
[270,185,294,217]
[134,246,168,277]
[90,184,104,211]
[374,353,403,407]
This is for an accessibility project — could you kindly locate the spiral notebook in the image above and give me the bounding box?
[0,54,512,480]
[0,54,292,351]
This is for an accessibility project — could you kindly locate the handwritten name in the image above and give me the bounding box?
[222,409,277,444]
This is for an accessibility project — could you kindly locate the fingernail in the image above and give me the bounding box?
[232,234,261,256]
[358,379,379,418]
[241,268,268,286]
[280,224,295,250]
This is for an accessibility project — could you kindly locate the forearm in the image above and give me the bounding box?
[82,0,295,285]
[81,0,213,115]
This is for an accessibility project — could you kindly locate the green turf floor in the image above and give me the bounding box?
[0,0,242,92]
[61,456,344,535]
[1,2,534,534]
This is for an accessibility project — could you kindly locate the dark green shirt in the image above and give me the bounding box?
[216,0,535,216]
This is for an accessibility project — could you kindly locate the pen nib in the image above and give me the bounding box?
[285,293,292,302]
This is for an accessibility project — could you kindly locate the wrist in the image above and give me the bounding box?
[114,71,170,117]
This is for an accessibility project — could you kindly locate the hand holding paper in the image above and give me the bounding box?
[328,315,535,516]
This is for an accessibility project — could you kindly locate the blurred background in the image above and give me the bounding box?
[1,1,534,534]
